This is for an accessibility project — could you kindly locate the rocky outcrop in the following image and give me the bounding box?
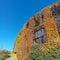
[13,2,60,60]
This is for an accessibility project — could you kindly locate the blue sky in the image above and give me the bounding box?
[0,0,56,51]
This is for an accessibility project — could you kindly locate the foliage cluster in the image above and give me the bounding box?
[0,50,10,60]
[28,44,60,60]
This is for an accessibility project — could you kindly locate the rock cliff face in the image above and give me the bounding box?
[13,2,60,60]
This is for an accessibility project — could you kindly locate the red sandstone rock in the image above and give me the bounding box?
[13,2,60,60]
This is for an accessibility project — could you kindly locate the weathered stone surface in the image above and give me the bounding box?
[13,2,60,60]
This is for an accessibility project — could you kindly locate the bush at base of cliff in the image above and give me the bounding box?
[27,44,60,60]
[0,50,10,60]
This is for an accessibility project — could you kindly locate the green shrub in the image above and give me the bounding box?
[27,44,60,60]
[0,50,10,60]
